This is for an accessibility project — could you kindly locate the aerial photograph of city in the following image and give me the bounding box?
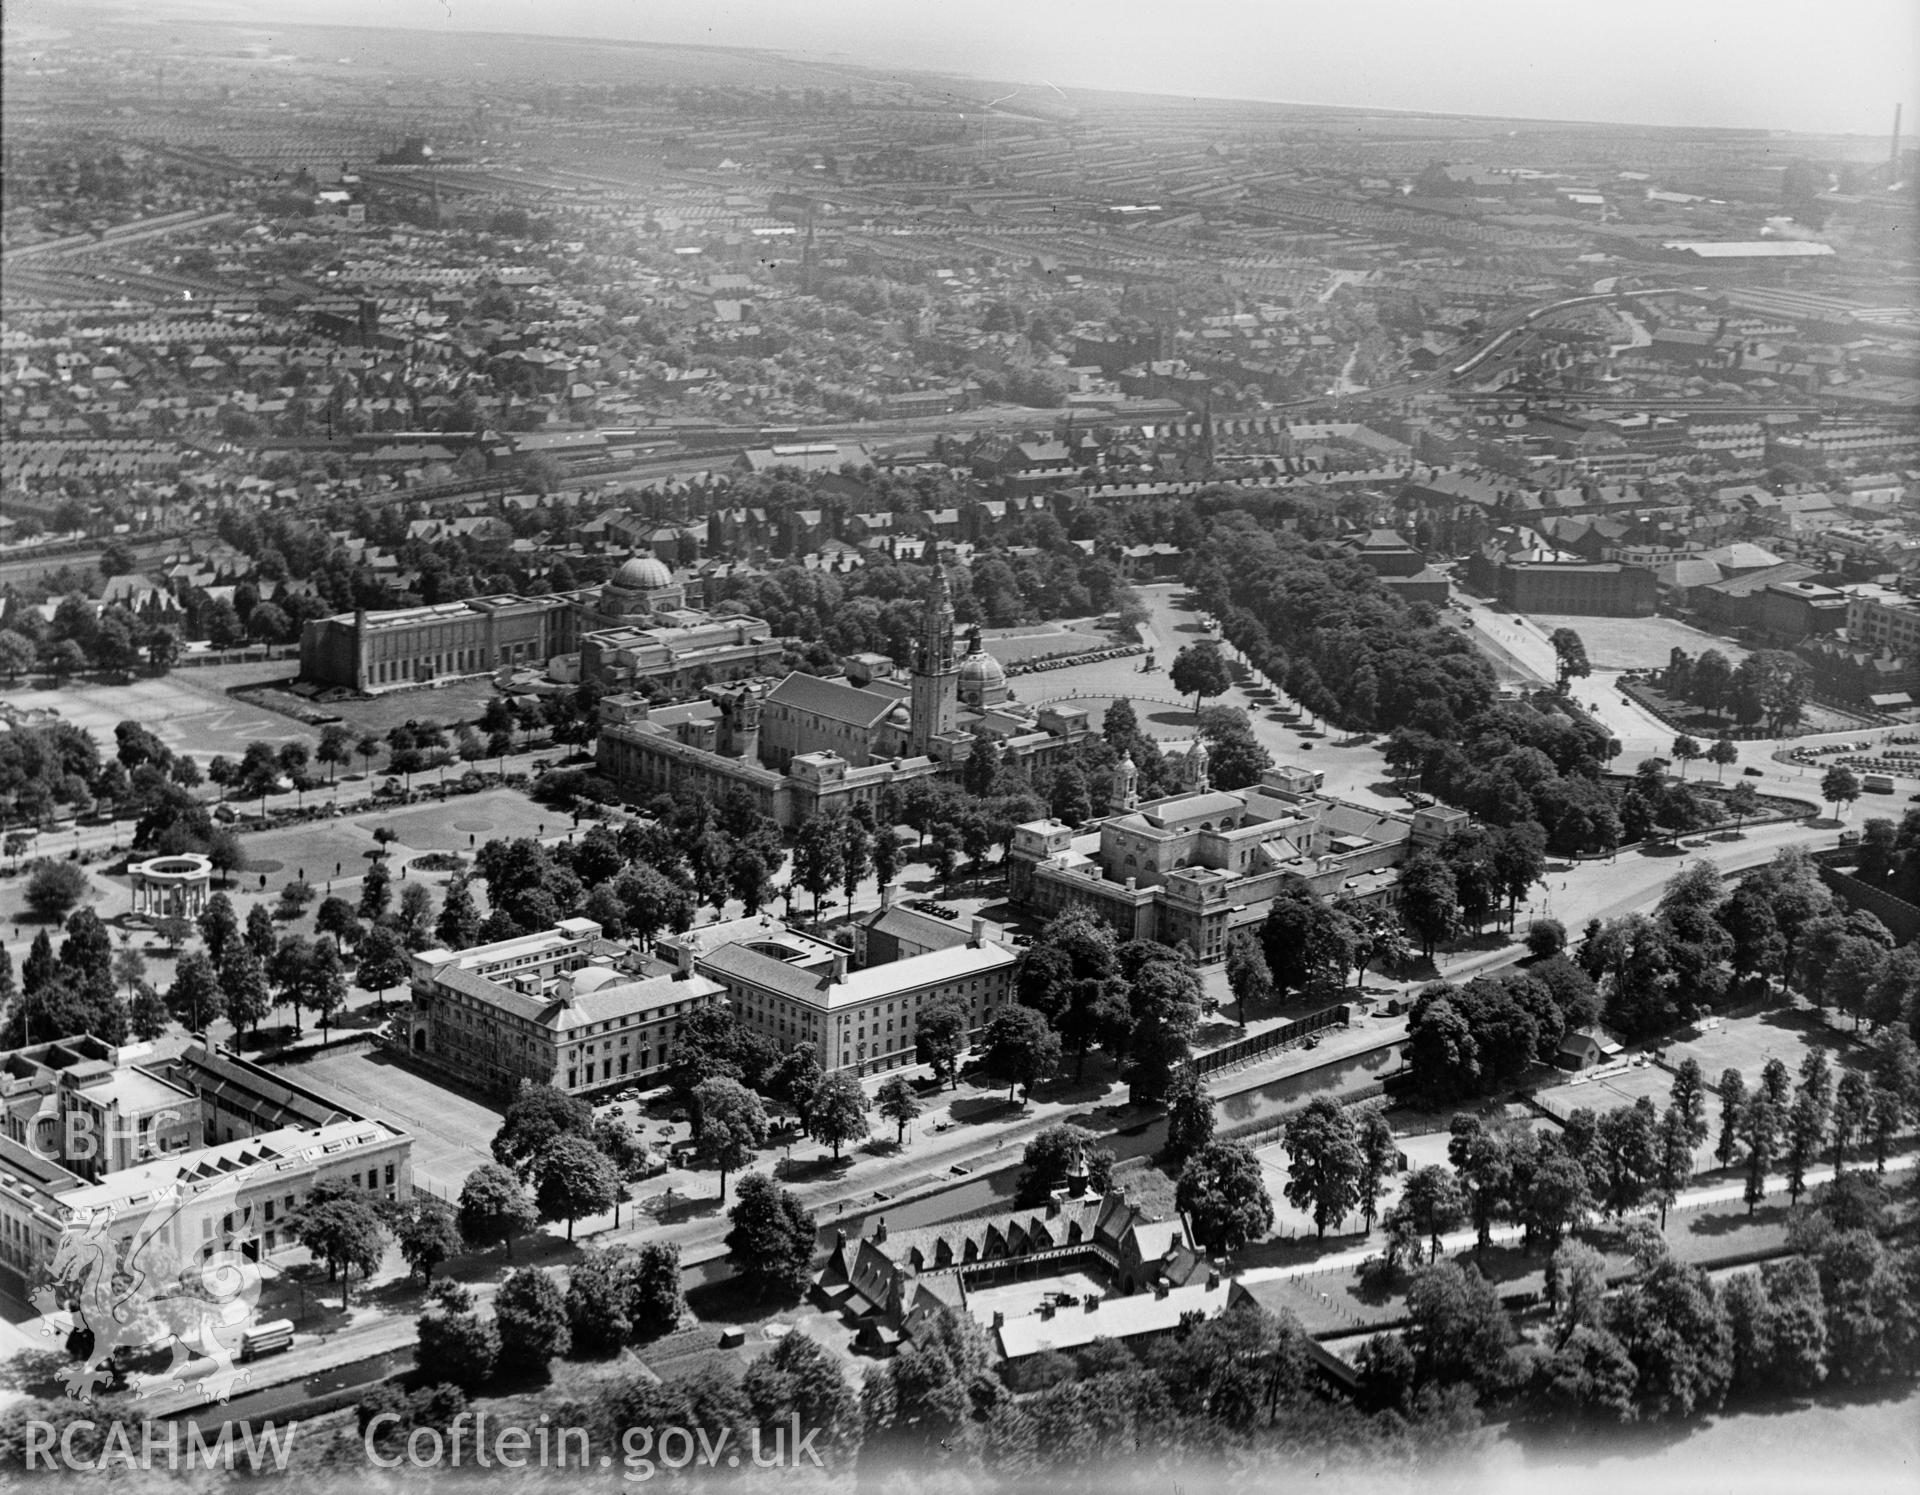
[0,0,1914,1489]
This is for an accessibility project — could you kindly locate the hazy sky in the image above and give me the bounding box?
[117,0,1920,135]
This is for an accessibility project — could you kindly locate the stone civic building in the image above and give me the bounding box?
[595,556,1097,827]
[406,918,725,1097]
[664,910,1019,1078]
[297,552,782,696]
[0,1037,411,1284]
[1007,757,1451,963]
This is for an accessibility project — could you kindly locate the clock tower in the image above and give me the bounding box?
[909,553,960,757]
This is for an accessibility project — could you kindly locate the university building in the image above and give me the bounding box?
[664,909,1019,1077]
[406,918,726,1097]
[595,557,1097,827]
[0,1037,412,1284]
[1007,757,1449,963]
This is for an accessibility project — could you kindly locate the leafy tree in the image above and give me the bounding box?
[1740,1093,1781,1213]
[25,861,89,921]
[435,874,482,950]
[244,902,276,960]
[694,1076,768,1199]
[1176,1140,1274,1253]
[415,1301,500,1391]
[876,1074,921,1144]
[1821,765,1861,820]
[457,1163,538,1258]
[982,1003,1060,1101]
[111,940,146,1001]
[196,892,240,970]
[492,1084,594,1177]
[1715,1068,1747,1168]
[314,894,360,952]
[743,1330,860,1461]
[1725,779,1761,835]
[1651,1104,1695,1226]
[1162,1066,1216,1168]
[1403,1260,1515,1396]
[1389,1165,1466,1264]
[1356,1109,1398,1234]
[808,1070,870,1160]
[1169,639,1231,716]
[165,949,224,1033]
[1533,1325,1640,1428]
[533,1134,620,1240]
[1594,1099,1661,1218]
[1224,928,1273,1022]
[394,1196,462,1285]
[492,1266,571,1368]
[790,813,845,917]
[307,936,349,1036]
[355,923,411,1004]
[219,939,271,1034]
[1606,1254,1732,1419]
[1398,852,1460,957]
[1281,1098,1363,1240]
[767,1043,826,1130]
[1548,628,1590,694]
[1526,918,1567,960]
[1669,1057,1710,1148]
[292,1193,387,1309]
[665,1005,746,1130]
[127,980,168,1041]
[724,1172,816,1301]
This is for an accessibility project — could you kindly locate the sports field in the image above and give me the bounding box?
[1525,614,1751,672]
[0,671,319,759]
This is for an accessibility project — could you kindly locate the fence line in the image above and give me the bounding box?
[1189,1003,1349,1079]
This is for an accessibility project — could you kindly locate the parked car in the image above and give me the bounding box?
[1742,767,1764,776]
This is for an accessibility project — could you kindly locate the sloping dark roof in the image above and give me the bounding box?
[699,942,831,1001]
[766,672,897,729]
[860,905,971,952]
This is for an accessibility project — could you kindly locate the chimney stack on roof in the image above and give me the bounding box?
[830,951,848,985]
[880,882,894,910]
[970,916,986,947]
[872,1216,887,1244]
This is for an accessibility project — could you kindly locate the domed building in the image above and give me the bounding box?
[956,626,1010,709]
[595,550,686,624]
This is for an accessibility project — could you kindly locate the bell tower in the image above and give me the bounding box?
[909,553,960,757]
[1110,751,1139,814]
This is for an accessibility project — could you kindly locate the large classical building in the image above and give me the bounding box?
[1007,757,1454,963]
[596,558,1096,827]
[407,918,726,1097]
[664,910,1019,1077]
[297,552,784,695]
[0,1037,412,1285]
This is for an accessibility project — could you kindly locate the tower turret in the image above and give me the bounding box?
[1110,751,1139,813]
[908,551,960,756]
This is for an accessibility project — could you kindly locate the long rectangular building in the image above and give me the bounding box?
[408,920,726,1097]
[676,914,1019,1077]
